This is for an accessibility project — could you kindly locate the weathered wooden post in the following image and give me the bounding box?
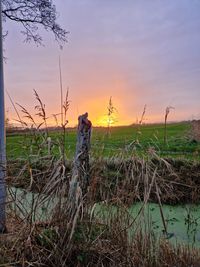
[69,113,92,207]
[0,0,6,233]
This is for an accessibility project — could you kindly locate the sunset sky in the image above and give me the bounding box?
[3,0,200,126]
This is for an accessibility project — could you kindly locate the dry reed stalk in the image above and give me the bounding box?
[155,181,168,235]
[164,106,174,145]
[107,96,117,137]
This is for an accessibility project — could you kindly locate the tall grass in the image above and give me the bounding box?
[3,154,200,266]
[107,96,117,137]
[2,96,200,266]
[164,106,175,145]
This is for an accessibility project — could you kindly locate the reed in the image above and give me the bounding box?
[2,97,200,266]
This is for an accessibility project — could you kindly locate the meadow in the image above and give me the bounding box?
[2,120,200,266]
[6,121,200,160]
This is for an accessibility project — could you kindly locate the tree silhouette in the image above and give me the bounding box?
[2,0,68,44]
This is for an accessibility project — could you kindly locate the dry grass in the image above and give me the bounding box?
[1,199,200,267]
[7,154,200,205]
[2,92,200,266]
[3,152,200,266]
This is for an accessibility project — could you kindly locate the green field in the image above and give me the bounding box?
[6,121,200,160]
[5,122,200,266]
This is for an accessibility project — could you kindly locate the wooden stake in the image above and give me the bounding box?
[69,113,92,207]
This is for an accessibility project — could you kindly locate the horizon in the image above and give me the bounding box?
[7,117,192,129]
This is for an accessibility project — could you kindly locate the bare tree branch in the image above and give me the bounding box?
[2,0,68,45]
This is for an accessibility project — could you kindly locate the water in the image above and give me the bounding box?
[7,187,200,247]
[7,187,57,221]
[92,203,200,247]
[129,203,200,247]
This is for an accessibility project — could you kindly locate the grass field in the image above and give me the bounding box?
[4,122,200,266]
[6,121,200,160]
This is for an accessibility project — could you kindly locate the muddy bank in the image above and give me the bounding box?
[86,157,200,205]
[6,157,200,205]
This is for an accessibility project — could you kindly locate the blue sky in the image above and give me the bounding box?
[3,0,200,126]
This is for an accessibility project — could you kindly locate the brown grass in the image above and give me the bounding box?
[3,153,200,266]
[7,155,200,205]
[2,92,200,266]
[1,203,200,267]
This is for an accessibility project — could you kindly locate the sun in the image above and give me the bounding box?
[96,115,116,127]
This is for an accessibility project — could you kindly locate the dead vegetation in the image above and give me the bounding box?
[1,182,200,267]
[2,91,200,266]
[6,154,200,205]
[3,152,200,266]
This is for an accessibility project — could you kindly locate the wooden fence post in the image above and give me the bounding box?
[69,113,92,208]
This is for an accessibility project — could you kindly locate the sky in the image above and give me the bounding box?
[3,0,200,126]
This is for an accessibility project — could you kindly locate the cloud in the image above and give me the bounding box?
[4,0,200,125]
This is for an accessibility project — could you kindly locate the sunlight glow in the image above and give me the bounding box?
[96,114,117,127]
